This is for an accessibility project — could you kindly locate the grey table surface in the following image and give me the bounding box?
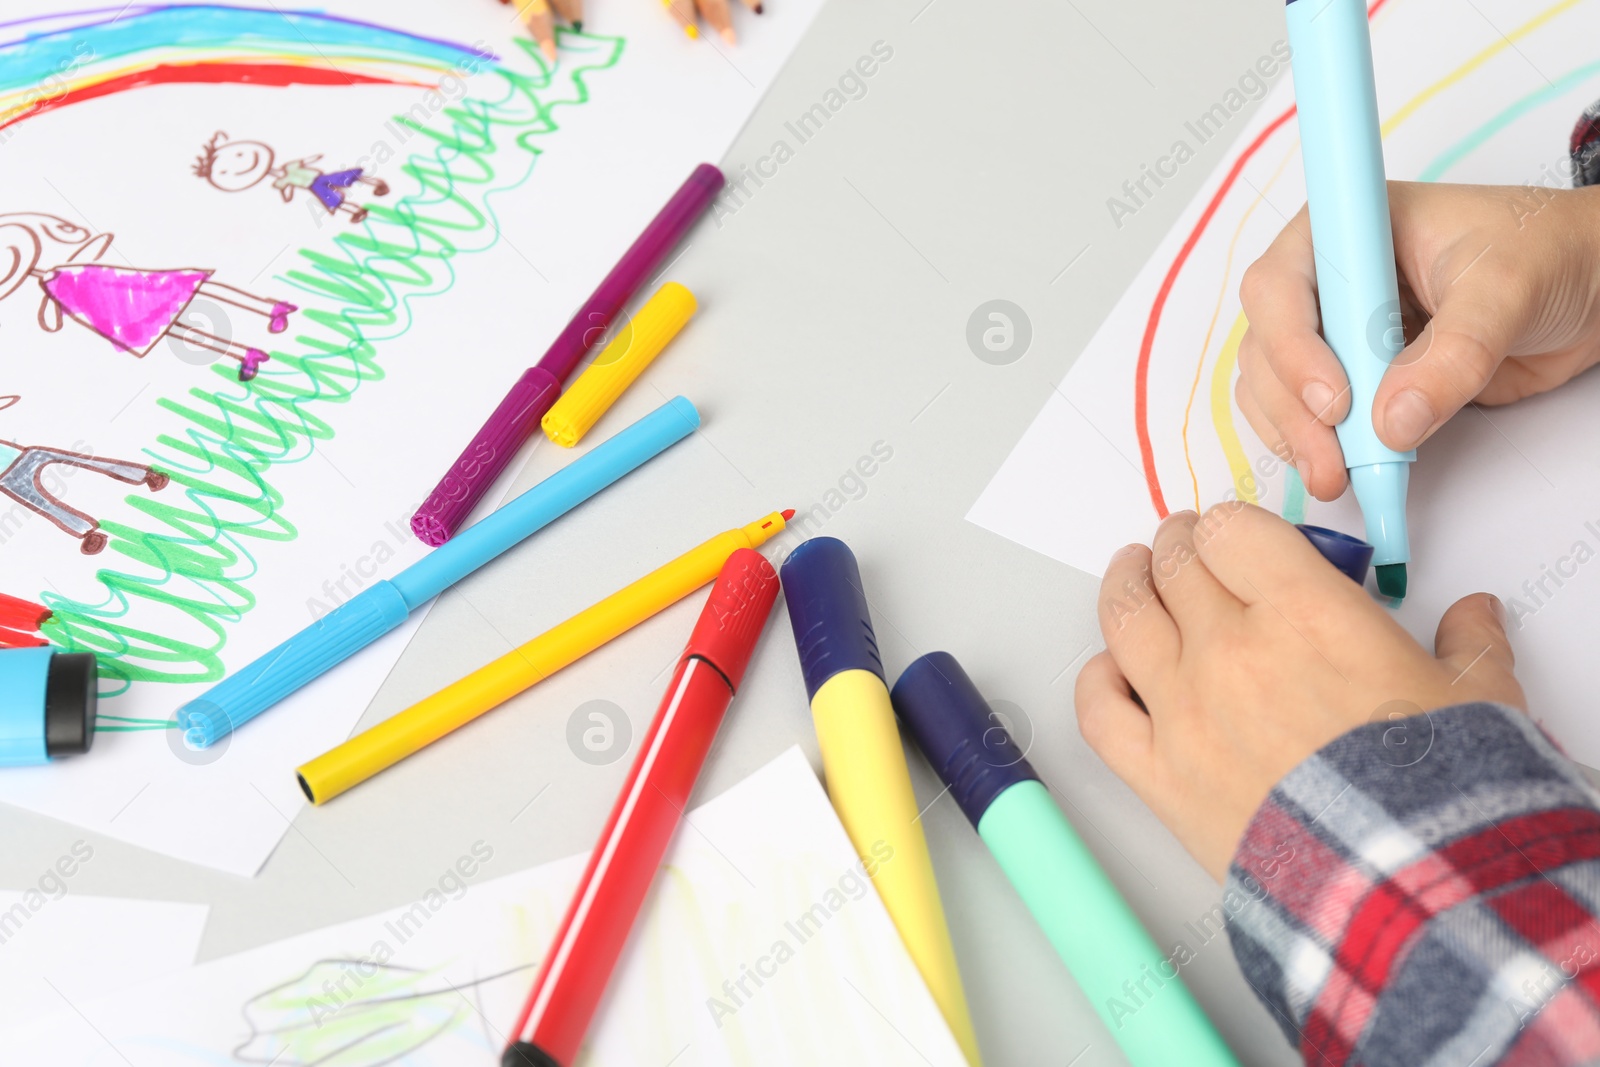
[0,1,1307,1064]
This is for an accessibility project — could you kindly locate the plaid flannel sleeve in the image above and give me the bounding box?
[1225,702,1600,1067]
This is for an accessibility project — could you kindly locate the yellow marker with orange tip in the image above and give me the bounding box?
[542,282,696,448]
[296,510,792,805]
[779,537,984,1066]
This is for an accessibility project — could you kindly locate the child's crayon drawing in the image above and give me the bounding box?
[195,133,392,223]
[0,5,501,135]
[0,441,167,556]
[0,213,295,381]
[232,959,518,1066]
[0,0,825,874]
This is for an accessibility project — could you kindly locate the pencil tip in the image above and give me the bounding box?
[781,509,796,521]
[685,23,699,39]
[572,19,583,31]
[756,3,764,11]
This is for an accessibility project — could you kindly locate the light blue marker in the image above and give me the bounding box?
[0,648,95,767]
[1285,0,1413,599]
[175,396,701,747]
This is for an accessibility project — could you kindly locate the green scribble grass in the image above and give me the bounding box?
[36,35,626,709]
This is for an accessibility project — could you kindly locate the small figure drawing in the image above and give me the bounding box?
[0,397,167,555]
[0,212,294,382]
[195,132,390,223]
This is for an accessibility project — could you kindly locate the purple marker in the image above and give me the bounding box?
[410,163,724,546]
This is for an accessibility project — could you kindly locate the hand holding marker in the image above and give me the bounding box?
[1284,0,1413,598]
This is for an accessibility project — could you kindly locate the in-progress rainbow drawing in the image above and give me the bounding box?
[968,0,1600,584]
[1133,0,1592,525]
[0,4,498,133]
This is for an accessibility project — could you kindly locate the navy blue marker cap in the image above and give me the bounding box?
[1297,524,1374,585]
[779,537,885,700]
[891,651,1038,828]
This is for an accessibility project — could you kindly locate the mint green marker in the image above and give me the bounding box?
[891,652,1240,1067]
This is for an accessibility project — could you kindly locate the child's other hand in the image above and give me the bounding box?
[1074,502,1525,881]
[1237,181,1600,501]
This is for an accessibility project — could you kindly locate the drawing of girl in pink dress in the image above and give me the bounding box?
[0,213,296,382]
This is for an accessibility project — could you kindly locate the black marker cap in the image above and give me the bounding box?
[44,652,96,757]
[504,1042,562,1067]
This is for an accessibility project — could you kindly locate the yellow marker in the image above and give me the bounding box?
[542,282,696,448]
[297,510,792,804]
[778,537,984,1065]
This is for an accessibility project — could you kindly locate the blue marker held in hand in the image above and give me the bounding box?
[1285,0,1414,599]
[173,396,700,748]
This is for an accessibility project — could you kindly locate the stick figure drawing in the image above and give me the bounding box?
[0,213,294,382]
[0,396,168,555]
[194,132,390,223]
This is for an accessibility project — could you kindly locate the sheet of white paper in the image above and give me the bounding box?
[968,0,1600,765]
[0,886,208,1033]
[1,747,968,1067]
[0,0,822,873]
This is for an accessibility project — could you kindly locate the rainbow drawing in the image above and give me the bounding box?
[0,4,499,133]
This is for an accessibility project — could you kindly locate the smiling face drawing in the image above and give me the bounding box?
[197,136,275,192]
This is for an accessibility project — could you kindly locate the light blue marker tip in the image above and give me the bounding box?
[173,395,701,747]
[1285,0,1413,597]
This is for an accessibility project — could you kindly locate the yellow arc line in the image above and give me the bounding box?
[1182,142,1299,508]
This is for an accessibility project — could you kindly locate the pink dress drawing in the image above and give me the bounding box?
[42,266,211,356]
[0,213,296,383]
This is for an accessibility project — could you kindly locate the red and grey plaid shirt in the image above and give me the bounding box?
[1227,703,1600,1066]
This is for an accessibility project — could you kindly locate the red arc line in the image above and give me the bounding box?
[1132,0,1392,518]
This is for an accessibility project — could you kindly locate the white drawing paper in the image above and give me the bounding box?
[2,747,968,1067]
[0,885,208,1032]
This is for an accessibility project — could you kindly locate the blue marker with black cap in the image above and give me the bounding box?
[1286,0,1413,599]
[0,648,96,767]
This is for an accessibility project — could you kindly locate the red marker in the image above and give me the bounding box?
[503,548,781,1067]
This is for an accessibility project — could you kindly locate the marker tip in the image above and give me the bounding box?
[1375,563,1408,601]
[781,509,796,521]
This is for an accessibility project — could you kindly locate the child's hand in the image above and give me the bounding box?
[1237,181,1600,501]
[1074,502,1525,881]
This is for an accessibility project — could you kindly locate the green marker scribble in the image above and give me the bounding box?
[37,35,626,707]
